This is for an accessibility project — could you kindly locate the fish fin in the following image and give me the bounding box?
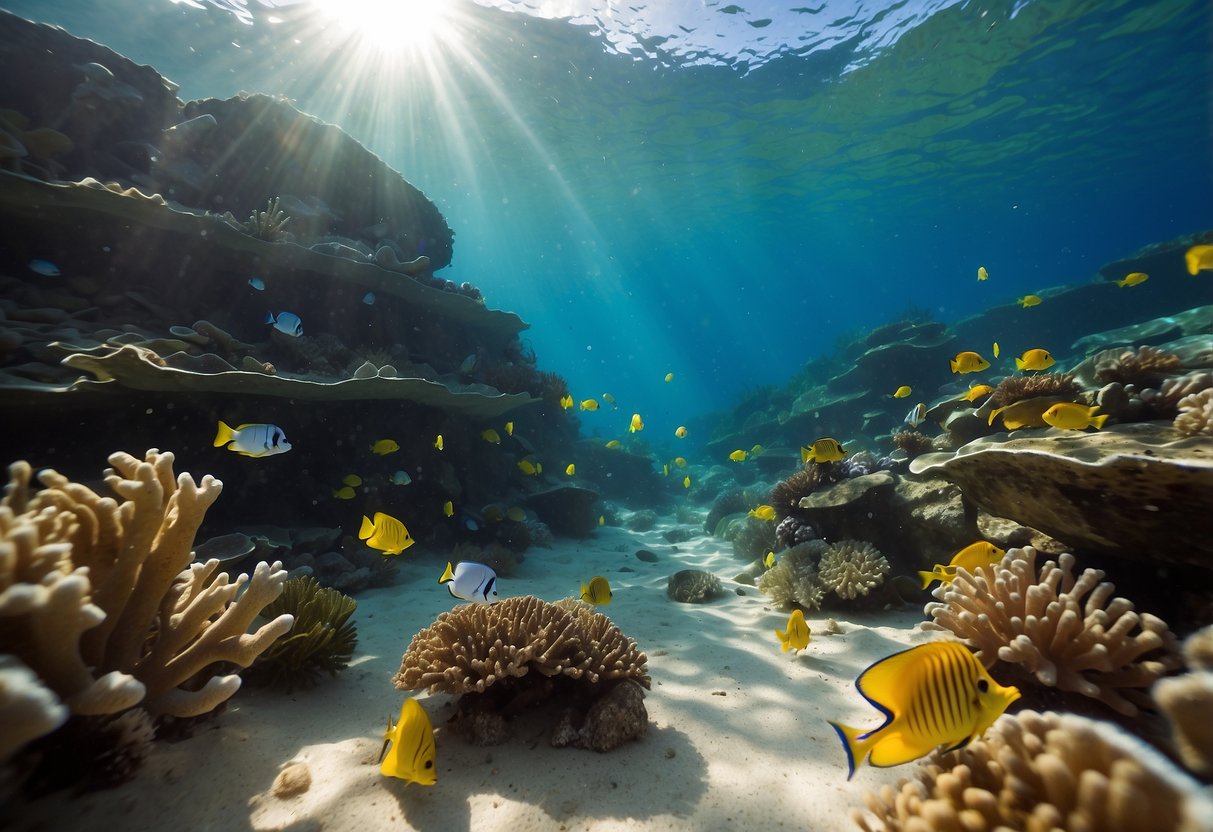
[917,571,937,590]
[940,735,972,754]
[867,730,939,769]
[775,629,790,652]
[853,644,934,719]
[829,721,873,780]
[264,312,275,324]
[378,736,392,767]
[214,420,234,447]
[988,407,1002,426]
[580,582,590,602]
[1092,412,1108,429]
[1015,358,1026,371]
[949,358,958,373]
[439,562,455,584]
[358,516,375,540]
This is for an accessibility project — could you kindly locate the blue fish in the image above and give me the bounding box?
[265,311,303,337]
[362,292,376,305]
[248,276,266,291]
[28,259,60,277]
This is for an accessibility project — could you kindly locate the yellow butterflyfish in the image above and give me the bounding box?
[379,698,436,785]
[1017,294,1041,308]
[675,425,688,438]
[342,474,362,487]
[977,266,989,281]
[580,399,599,412]
[332,486,356,500]
[801,438,847,464]
[598,515,605,526]
[664,372,674,382]
[504,421,514,436]
[962,384,994,403]
[1015,348,1054,372]
[763,551,776,570]
[682,475,691,489]
[992,341,1000,358]
[370,438,399,456]
[516,459,538,476]
[434,434,444,451]
[949,351,990,374]
[560,394,574,410]
[663,463,670,477]
[506,506,526,523]
[918,541,1006,589]
[359,512,414,556]
[565,463,576,476]
[1117,272,1148,287]
[750,444,764,456]
[892,385,911,399]
[442,500,454,517]
[602,392,617,408]
[1185,245,1213,275]
[673,457,687,468]
[579,575,612,606]
[481,428,502,444]
[1041,402,1107,431]
[605,439,621,449]
[728,449,748,462]
[775,609,810,654]
[629,413,644,433]
[748,505,777,521]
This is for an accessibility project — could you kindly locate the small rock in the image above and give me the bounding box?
[635,549,658,563]
[271,762,311,798]
[667,569,723,603]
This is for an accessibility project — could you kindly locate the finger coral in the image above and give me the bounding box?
[758,540,826,611]
[818,539,890,600]
[1174,388,1213,437]
[854,710,1213,832]
[924,546,1179,716]
[1154,625,1213,776]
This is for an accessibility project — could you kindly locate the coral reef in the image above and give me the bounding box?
[817,540,890,600]
[853,710,1213,832]
[1175,388,1213,437]
[0,656,67,760]
[728,515,776,562]
[550,678,648,752]
[989,372,1081,408]
[666,569,723,603]
[769,465,821,519]
[924,546,1179,716]
[890,430,933,460]
[522,486,600,538]
[775,514,818,549]
[1154,624,1213,776]
[1094,345,1183,387]
[839,450,896,478]
[758,541,826,611]
[247,577,357,692]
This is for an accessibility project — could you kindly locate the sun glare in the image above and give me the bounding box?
[310,0,452,53]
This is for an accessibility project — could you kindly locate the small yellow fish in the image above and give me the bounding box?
[750,444,764,456]
[1185,245,1213,275]
[682,475,691,489]
[332,485,357,500]
[504,421,514,436]
[517,459,538,476]
[434,434,444,451]
[992,341,1000,358]
[481,428,502,444]
[918,541,1006,589]
[565,463,576,476]
[371,439,400,456]
[950,351,990,374]
[775,609,810,654]
[580,399,599,412]
[506,506,526,523]
[892,385,912,399]
[1017,294,1041,308]
[359,512,414,555]
[830,641,1020,779]
[673,457,687,468]
[602,393,617,408]
[1042,402,1107,431]
[560,394,574,410]
[763,551,776,570]
[580,575,612,606]
[663,463,670,477]
[443,500,454,518]
[977,266,988,281]
[801,438,847,464]
[1015,348,1054,372]
[962,384,994,403]
[728,449,748,462]
[379,698,436,785]
[605,440,621,449]
[675,426,688,439]
[598,515,605,526]
[664,372,674,382]
[536,462,543,475]
[748,505,777,521]
[629,413,644,433]
[342,474,363,487]
[1117,272,1149,288]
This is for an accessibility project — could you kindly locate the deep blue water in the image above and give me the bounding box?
[8,0,1212,450]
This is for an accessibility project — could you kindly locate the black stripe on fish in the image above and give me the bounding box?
[481,576,497,600]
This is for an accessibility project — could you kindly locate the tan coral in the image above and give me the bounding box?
[989,372,1080,408]
[1094,345,1183,387]
[923,546,1179,716]
[854,710,1213,832]
[1154,624,1213,776]
[1174,388,1213,437]
[758,540,825,610]
[818,539,890,600]
[392,595,649,696]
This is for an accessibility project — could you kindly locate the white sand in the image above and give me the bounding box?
[13,516,932,831]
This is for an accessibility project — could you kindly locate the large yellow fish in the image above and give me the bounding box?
[580,399,599,412]
[962,384,994,403]
[830,641,1020,779]
[371,439,399,456]
[892,386,912,399]
[342,474,363,487]
[675,426,688,439]
[987,397,1064,429]
[1015,348,1054,372]
[748,505,777,521]
[1017,294,1041,308]
[763,551,776,570]
[359,512,414,556]
[682,475,691,489]
[977,266,989,281]
[481,428,502,444]
[801,438,847,464]
[1185,245,1213,275]
[949,352,990,374]
[580,575,612,606]
[918,541,1006,589]
[729,449,748,462]
[1042,402,1107,430]
[629,413,644,433]
[379,698,436,785]
[1117,272,1148,288]
[775,609,810,654]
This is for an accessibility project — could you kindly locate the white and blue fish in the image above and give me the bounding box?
[389,470,412,486]
[28,259,60,277]
[248,276,266,291]
[439,561,498,602]
[265,311,303,337]
[213,420,292,457]
[904,402,927,429]
[362,291,376,305]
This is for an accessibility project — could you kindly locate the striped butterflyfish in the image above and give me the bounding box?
[379,698,436,785]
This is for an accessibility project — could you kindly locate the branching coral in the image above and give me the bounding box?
[1148,371,1213,415]
[1094,345,1182,387]
[1154,624,1213,776]
[758,540,826,611]
[818,540,890,600]
[244,196,292,241]
[769,465,821,519]
[854,710,1213,832]
[924,546,1179,716]
[989,372,1081,408]
[247,577,357,692]
[1174,388,1213,437]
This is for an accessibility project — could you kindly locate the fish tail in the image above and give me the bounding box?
[949,358,958,373]
[1091,412,1108,429]
[829,721,872,780]
[580,582,590,602]
[264,312,275,324]
[214,420,234,447]
[775,628,790,652]
[988,407,1002,426]
[1015,358,1026,371]
[439,562,455,584]
[918,571,937,590]
[358,515,375,540]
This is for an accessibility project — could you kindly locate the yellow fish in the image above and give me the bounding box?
[605,440,621,449]
[1185,245,1213,275]
[748,505,777,521]
[1015,348,1054,372]
[602,392,617,408]
[892,385,912,398]
[371,439,399,456]
[664,372,674,382]
[598,515,605,526]
[359,512,414,555]
[977,266,988,281]
[992,341,1000,358]
[987,397,1063,429]
[775,609,810,654]
[728,449,748,462]
[1042,402,1107,431]
[1017,294,1041,308]
[536,462,543,475]
[443,500,454,518]
[434,434,444,451]
[662,463,669,477]
[516,459,538,476]
[962,384,994,403]
[565,463,576,476]
[332,486,357,500]
[763,551,776,570]
[342,474,362,487]
[579,575,612,606]
[506,506,526,523]
[682,475,691,489]
[675,426,688,439]
[949,351,990,374]
[801,438,847,464]
[673,457,687,468]
[580,399,599,412]
[379,698,436,785]
[750,444,764,456]
[504,421,513,436]
[629,413,644,433]
[918,541,1006,589]
[560,394,574,410]
[481,428,502,444]
[830,641,1020,779]
[1117,272,1148,287]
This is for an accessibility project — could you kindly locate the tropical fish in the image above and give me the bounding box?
[434,434,444,451]
[675,426,688,439]
[763,551,776,570]
[332,486,356,500]
[1017,295,1041,308]
[748,505,777,521]
[389,470,412,486]
[892,386,912,399]
[1042,402,1107,431]
[663,464,670,477]
[517,459,538,476]
[580,399,599,412]
[977,266,988,281]
[1015,348,1054,372]
[904,403,926,428]
[750,444,764,456]
[801,438,847,464]
[213,421,292,458]
[265,311,303,337]
[359,512,414,555]
[560,394,574,410]
[992,341,1000,358]
[342,474,363,487]
[918,541,1006,589]
[565,463,576,476]
[379,698,436,785]
[481,428,502,444]
[664,372,675,382]
[371,439,400,456]
[1185,245,1213,275]
[605,440,621,449]
[458,353,477,374]
[729,449,748,462]
[579,575,612,606]
[1117,272,1148,288]
[505,506,526,522]
[682,475,691,489]
[247,276,265,290]
[987,397,1063,429]
[362,291,376,305]
[28,259,60,277]
[775,609,810,654]
[602,393,617,408]
[629,413,644,433]
[504,421,514,436]
[673,457,687,468]
[949,351,990,374]
[962,384,994,403]
[598,515,605,526]
[439,561,498,602]
[481,504,505,523]
[443,500,454,518]
[829,641,1021,779]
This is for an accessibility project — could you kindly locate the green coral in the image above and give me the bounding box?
[247,577,357,692]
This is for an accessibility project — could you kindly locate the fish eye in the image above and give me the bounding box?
[424,761,433,769]
[977,678,989,692]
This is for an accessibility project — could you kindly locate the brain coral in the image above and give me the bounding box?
[818,539,890,600]
[924,546,1179,716]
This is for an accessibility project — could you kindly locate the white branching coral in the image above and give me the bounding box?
[923,546,1179,716]
[1174,388,1213,437]
[818,539,890,600]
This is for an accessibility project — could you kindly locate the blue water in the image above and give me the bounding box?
[11,0,1212,449]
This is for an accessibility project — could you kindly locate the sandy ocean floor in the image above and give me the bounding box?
[12,516,932,832]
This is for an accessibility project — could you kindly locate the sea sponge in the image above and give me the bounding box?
[1094,345,1182,387]
[1174,388,1213,437]
[758,540,826,611]
[853,710,1213,832]
[247,577,357,692]
[924,546,1179,716]
[769,465,821,519]
[817,539,890,600]
[1154,624,1213,776]
[989,372,1081,408]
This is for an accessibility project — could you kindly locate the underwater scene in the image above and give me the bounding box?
[1,0,1212,829]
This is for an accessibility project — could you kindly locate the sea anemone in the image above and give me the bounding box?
[769,465,821,518]
[891,430,933,459]
[1094,345,1182,387]
[989,372,1081,408]
[244,196,291,241]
